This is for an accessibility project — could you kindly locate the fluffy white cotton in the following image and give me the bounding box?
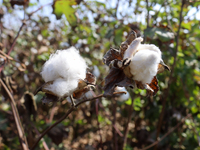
[41,47,87,97]
[115,86,130,102]
[123,37,143,59]
[123,37,162,84]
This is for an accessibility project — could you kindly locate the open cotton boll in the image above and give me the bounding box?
[40,47,87,98]
[129,49,161,84]
[115,86,130,102]
[123,37,162,84]
[41,47,87,82]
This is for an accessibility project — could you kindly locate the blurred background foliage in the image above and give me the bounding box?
[0,0,200,149]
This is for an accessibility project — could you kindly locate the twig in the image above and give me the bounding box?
[29,121,50,150]
[145,0,150,28]
[121,97,134,149]
[0,79,29,150]
[47,103,57,123]
[115,0,120,17]
[28,2,53,18]
[30,91,126,150]
[7,22,26,56]
[31,106,76,150]
[112,99,118,150]
[140,114,191,150]
[0,21,25,73]
[95,99,103,149]
[155,1,185,149]
[98,102,123,137]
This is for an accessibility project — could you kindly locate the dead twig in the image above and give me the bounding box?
[0,21,26,73]
[140,114,191,150]
[112,99,118,150]
[30,91,126,150]
[28,2,53,18]
[0,79,29,150]
[95,99,103,149]
[121,96,134,149]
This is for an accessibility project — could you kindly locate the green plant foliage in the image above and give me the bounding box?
[0,0,200,149]
[54,0,77,26]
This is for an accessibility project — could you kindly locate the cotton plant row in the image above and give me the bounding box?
[35,30,170,105]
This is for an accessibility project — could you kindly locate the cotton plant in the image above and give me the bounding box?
[103,30,170,96]
[35,47,96,105]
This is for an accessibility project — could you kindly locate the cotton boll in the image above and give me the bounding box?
[41,47,87,82]
[123,37,162,84]
[137,44,161,57]
[129,49,161,84]
[123,37,143,59]
[41,47,87,98]
[43,78,78,97]
[115,86,130,102]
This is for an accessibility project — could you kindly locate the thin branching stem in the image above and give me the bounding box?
[30,91,126,150]
[0,79,29,150]
[122,96,134,149]
[140,114,191,150]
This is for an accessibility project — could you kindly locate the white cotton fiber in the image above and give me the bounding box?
[41,47,87,97]
[124,37,143,59]
[115,86,130,102]
[123,37,162,84]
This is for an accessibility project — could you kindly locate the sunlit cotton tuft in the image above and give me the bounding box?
[41,47,87,98]
[115,86,130,102]
[124,37,162,84]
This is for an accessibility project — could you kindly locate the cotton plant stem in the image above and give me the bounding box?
[30,106,76,150]
[95,99,103,149]
[0,22,25,73]
[0,79,29,150]
[30,91,126,150]
[29,121,50,150]
[28,2,53,17]
[0,1,53,73]
[112,99,118,150]
[98,102,123,137]
[122,97,134,149]
[155,1,185,149]
[140,114,191,150]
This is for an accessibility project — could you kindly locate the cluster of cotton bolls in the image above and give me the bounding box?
[39,36,167,103]
[40,47,87,99]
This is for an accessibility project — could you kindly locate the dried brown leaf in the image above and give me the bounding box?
[84,72,96,85]
[47,125,69,145]
[147,76,159,96]
[10,0,29,7]
[41,93,59,104]
[103,48,122,66]
[103,68,134,96]
[157,63,170,74]
[22,92,37,120]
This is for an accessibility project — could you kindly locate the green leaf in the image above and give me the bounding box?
[54,0,77,26]
[98,115,105,123]
[182,21,192,30]
[144,27,175,42]
[134,97,142,111]
[125,98,132,105]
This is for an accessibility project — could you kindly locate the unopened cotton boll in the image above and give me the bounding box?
[123,37,162,84]
[40,47,87,98]
[115,86,130,102]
